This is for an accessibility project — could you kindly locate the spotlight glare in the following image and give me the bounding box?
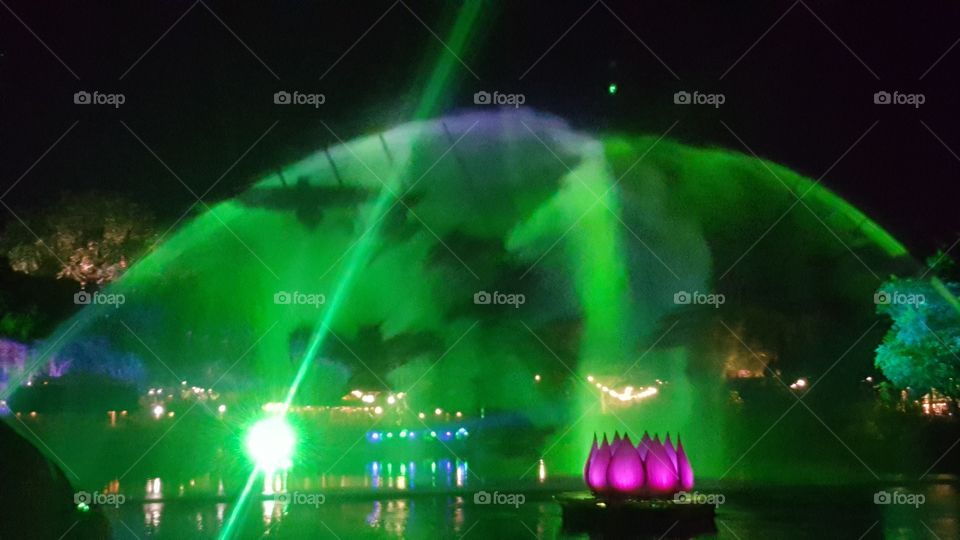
[245,417,296,472]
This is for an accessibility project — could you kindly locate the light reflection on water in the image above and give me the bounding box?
[261,499,282,529]
[129,459,474,534]
[144,502,162,531]
[365,499,411,536]
[105,480,960,539]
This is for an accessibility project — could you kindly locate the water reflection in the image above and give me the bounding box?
[262,499,283,529]
[366,499,410,536]
[360,459,466,491]
[451,496,465,534]
[365,500,381,528]
[142,476,164,532]
[143,502,162,531]
[878,482,960,539]
[100,480,960,539]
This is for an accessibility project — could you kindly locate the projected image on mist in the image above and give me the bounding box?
[10,110,917,490]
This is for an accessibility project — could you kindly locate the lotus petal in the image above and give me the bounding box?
[664,432,678,472]
[638,431,652,461]
[587,434,612,492]
[677,436,695,491]
[606,434,644,494]
[644,436,679,494]
[583,433,598,486]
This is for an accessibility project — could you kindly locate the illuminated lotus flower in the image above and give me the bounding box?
[586,434,612,493]
[583,431,692,497]
[644,435,679,494]
[606,434,644,494]
[677,436,695,491]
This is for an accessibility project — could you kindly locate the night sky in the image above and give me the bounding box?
[1,1,958,255]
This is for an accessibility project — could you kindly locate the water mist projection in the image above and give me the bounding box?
[12,110,914,499]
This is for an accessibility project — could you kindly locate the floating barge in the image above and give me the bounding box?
[557,492,717,537]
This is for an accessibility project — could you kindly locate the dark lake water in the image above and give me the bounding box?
[99,478,960,539]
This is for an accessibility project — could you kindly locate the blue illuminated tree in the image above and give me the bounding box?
[875,251,960,408]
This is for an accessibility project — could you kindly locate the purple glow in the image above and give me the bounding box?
[644,437,679,494]
[606,434,644,494]
[584,434,598,486]
[664,433,678,472]
[584,431,693,497]
[638,431,651,461]
[0,339,29,393]
[677,436,695,491]
[586,434,612,493]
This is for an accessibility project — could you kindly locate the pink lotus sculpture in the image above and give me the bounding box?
[583,431,694,497]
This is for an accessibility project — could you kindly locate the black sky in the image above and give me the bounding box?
[1,1,958,256]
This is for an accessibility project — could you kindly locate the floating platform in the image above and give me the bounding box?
[557,492,717,537]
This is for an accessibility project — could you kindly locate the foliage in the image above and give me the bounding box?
[0,299,40,342]
[875,250,960,401]
[3,193,155,286]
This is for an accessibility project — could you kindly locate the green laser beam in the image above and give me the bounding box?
[218,3,486,537]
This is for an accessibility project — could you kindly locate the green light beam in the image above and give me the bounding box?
[219,3,485,538]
